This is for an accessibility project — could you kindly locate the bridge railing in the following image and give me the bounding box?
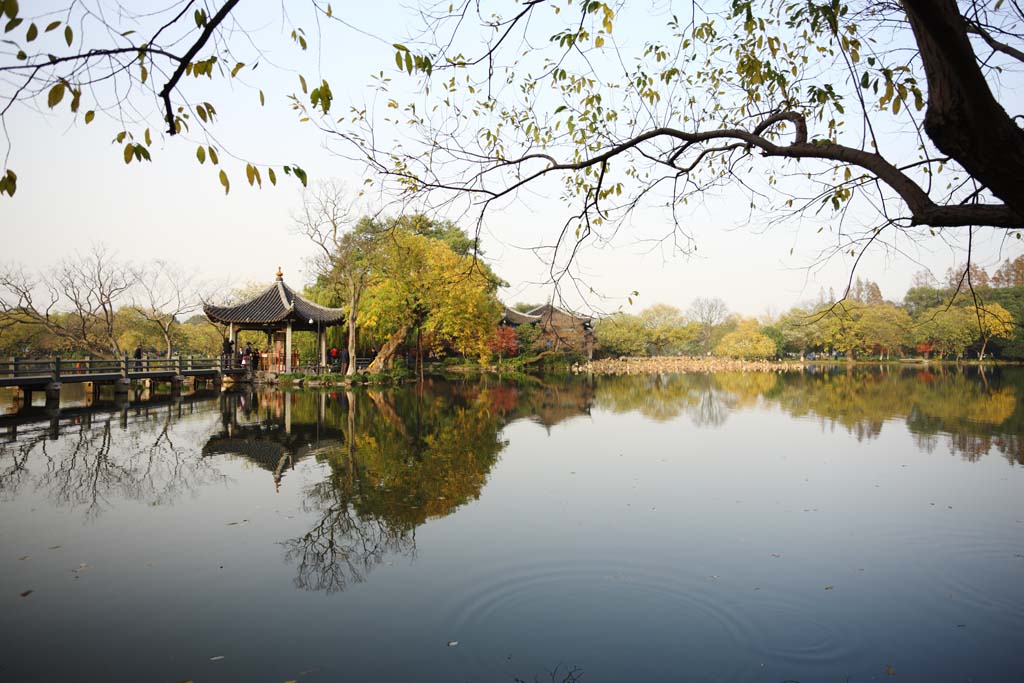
[0,358,54,379]
[1,356,227,381]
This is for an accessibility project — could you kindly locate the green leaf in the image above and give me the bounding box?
[124,143,134,164]
[196,146,206,164]
[47,82,65,108]
[84,110,95,124]
[299,74,307,93]
[144,128,151,146]
[24,21,35,41]
[246,163,255,186]
[208,147,219,164]
[64,25,72,46]
[219,169,229,194]
[231,62,244,77]
[44,20,60,31]
[4,17,22,32]
[196,106,208,122]
[267,167,277,185]
[405,51,413,74]
[259,89,265,106]
[3,0,19,21]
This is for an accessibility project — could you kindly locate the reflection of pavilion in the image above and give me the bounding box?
[202,392,344,490]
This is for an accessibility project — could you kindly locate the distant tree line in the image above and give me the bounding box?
[595,257,1024,361]
[0,245,223,359]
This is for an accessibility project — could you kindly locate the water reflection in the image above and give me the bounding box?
[1,367,1021,593]
[592,366,1023,464]
[0,396,227,516]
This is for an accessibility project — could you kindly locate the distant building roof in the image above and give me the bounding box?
[527,303,593,323]
[204,268,345,330]
[501,306,542,325]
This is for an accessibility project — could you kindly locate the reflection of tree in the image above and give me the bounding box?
[0,401,228,518]
[590,367,1024,464]
[283,469,415,594]
[279,385,509,593]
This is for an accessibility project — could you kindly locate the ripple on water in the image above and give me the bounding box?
[891,527,1024,620]
[441,558,861,681]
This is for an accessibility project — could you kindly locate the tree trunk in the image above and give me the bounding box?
[366,324,409,373]
[163,325,173,360]
[980,337,989,361]
[346,284,360,377]
[903,0,1024,220]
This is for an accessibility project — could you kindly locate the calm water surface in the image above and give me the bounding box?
[1,367,1022,682]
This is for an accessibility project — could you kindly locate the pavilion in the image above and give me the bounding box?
[204,268,346,372]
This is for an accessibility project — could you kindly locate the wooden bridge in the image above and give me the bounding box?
[0,356,249,405]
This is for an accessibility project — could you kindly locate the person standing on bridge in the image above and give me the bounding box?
[133,344,143,371]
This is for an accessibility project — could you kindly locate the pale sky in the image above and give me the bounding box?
[3,1,1021,318]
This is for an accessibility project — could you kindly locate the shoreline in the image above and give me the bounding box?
[580,356,1020,375]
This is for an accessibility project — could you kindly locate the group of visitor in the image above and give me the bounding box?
[221,338,262,371]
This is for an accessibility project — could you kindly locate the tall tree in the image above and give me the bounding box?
[294,183,379,377]
[132,260,205,359]
[688,297,730,354]
[360,228,501,372]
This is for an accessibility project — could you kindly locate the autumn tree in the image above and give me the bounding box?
[714,319,777,360]
[360,228,502,371]
[992,256,1024,288]
[974,302,1015,360]
[295,183,383,376]
[593,313,647,357]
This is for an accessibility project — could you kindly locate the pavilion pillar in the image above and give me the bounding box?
[318,329,326,371]
[285,322,293,373]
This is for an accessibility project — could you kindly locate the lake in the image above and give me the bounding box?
[1,367,1022,682]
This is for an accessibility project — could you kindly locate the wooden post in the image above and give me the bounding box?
[285,322,293,373]
[318,329,326,373]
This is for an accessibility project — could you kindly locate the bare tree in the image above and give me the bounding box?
[132,260,206,359]
[294,181,378,376]
[688,297,729,354]
[0,245,137,356]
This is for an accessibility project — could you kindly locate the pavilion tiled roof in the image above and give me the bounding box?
[204,269,345,330]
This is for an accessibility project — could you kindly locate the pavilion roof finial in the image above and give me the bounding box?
[276,266,283,281]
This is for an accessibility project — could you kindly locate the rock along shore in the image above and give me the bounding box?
[582,356,801,375]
